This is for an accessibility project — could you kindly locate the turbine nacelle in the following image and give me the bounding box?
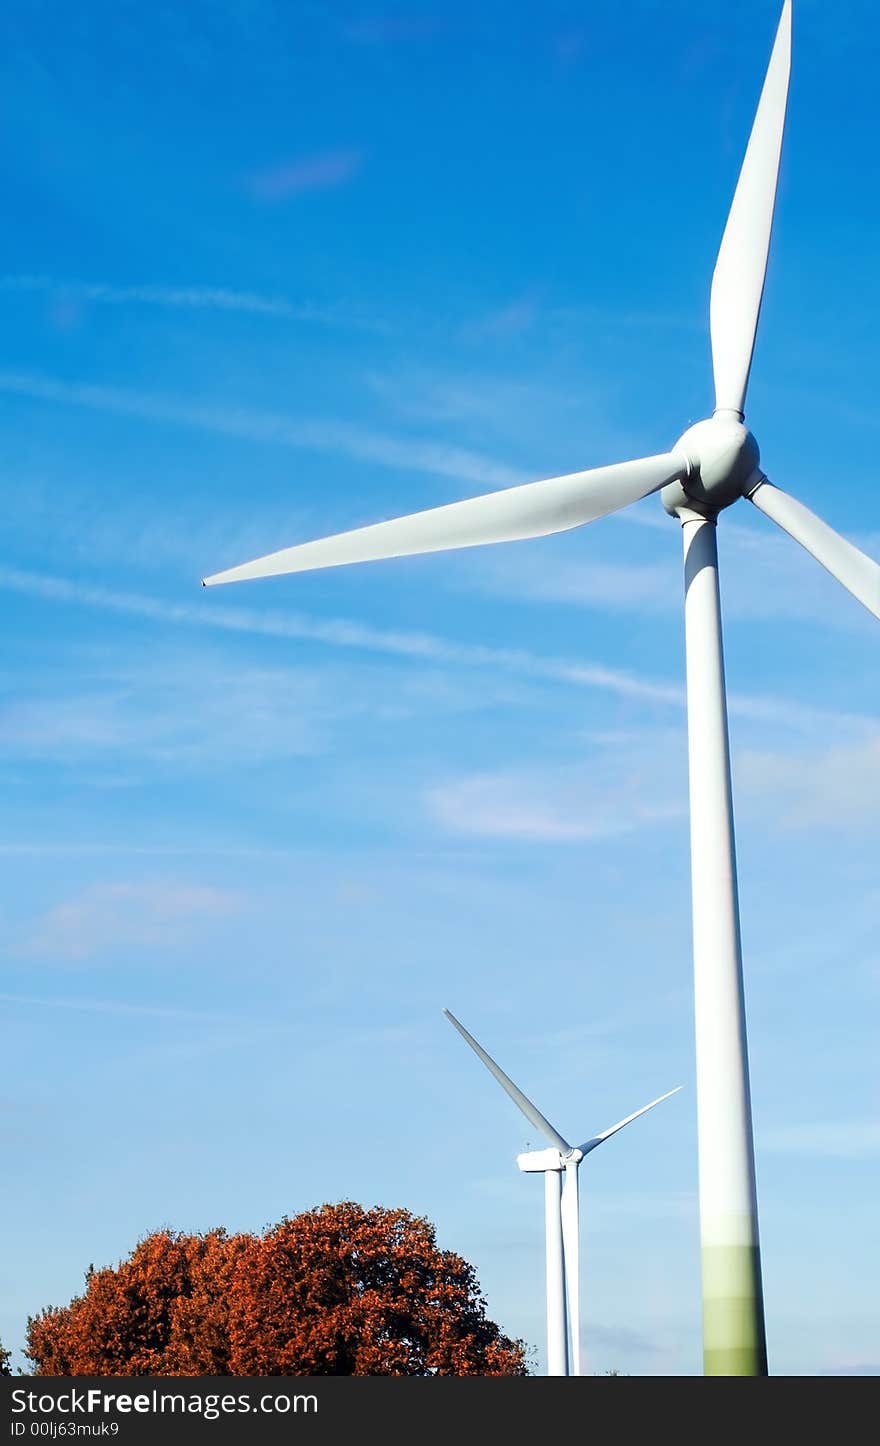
[517,1146,582,1173]
[662,415,762,517]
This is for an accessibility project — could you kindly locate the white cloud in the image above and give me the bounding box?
[495,553,675,611]
[245,149,363,199]
[736,735,880,831]
[0,370,522,489]
[0,643,554,776]
[0,566,873,744]
[0,274,387,333]
[427,755,686,843]
[362,368,580,430]
[463,294,542,341]
[0,992,236,1022]
[760,1122,880,1160]
[0,563,686,707]
[19,881,244,963]
[429,727,880,844]
[0,659,336,768]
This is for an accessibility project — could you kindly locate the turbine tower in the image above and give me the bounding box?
[203,2,879,1373]
[444,1008,680,1376]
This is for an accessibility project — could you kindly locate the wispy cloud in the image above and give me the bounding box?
[429,725,880,845]
[0,658,340,768]
[0,646,536,775]
[464,294,542,342]
[0,274,386,332]
[736,735,880,831]
[19,881,244,963]
[760,1121,880,1160]
[7,367,871,641]
[362,368,576,428]
[486,552,674,613]
[0,992,240,1023]
[428,756,686,842]
[0,564,874,740]
[245,149,363,200]
[725,694,873,734]
[0,370,522,488]
[0,563,684,705]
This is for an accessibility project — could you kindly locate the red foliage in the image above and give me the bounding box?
[26,1229,248,1376]
[26,1204,526,1377]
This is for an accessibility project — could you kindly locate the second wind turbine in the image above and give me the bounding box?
[444,1008,680,1377]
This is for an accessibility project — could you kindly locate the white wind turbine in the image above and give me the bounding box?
[203,2,879,1374]
[443,1009,680,1377]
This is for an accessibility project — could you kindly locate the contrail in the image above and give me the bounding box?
[0,561,871,734]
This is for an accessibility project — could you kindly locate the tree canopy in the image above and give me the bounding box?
[26,1202,526,1376]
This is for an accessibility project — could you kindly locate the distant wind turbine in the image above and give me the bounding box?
[443,1008,680,1377]
[203,2,878,1373]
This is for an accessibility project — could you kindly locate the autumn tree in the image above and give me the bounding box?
[226,1203,524,1375]
[26,1204,526,1376]
[26,1229,249,1376]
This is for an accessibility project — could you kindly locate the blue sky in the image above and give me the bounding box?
[1,0,877,1377]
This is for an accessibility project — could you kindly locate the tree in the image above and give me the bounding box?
[226,1203,524,1375]
[26,1230,250,1376]
[0,1338,11,1375]
[26,1204,526,1376]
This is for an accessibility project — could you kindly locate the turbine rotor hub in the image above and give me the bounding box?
[662,414,762,517]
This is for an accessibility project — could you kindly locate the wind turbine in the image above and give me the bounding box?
[443,1008,680,1377]
[203,2,879,1374]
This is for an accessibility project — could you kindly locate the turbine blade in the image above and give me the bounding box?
[202,452,685,586]
[578,1085,682,1156]
[710,0,791,417]
[748,479,880,620]
[443,1009,570,1153]
[561,1161,581,1377]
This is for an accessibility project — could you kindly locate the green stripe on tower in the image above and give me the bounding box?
[702,1243,768,1376]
